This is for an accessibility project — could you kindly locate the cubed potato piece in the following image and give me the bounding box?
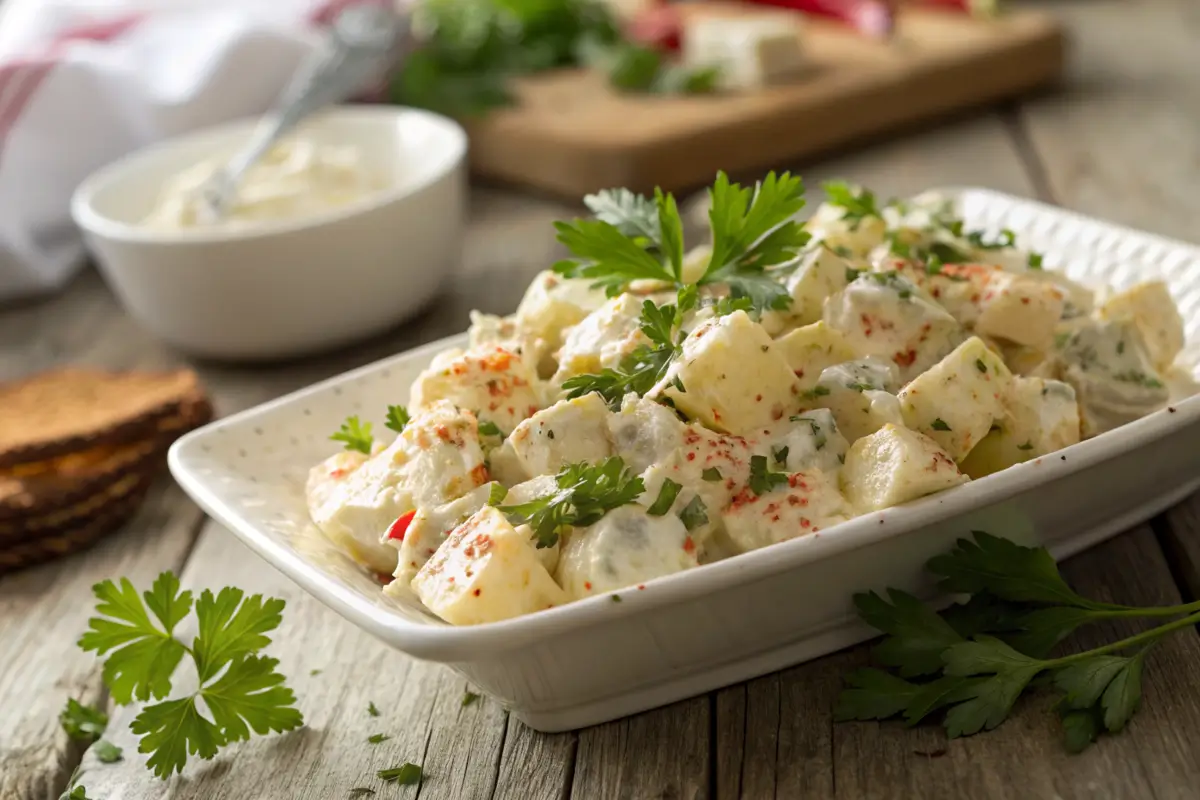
[783,246,859,326]
[823,271,965,383]
[409,344,543,435]
[975,273,1066,350]
[898,337,1013,461]
[721,468,854,553]
[392,483,493,584]
[958,378,1081,479]
[552,293,648,383]
[1055,319,1169,437]
[309,402,489,574]
[749,407,849,475]
[555,505,699,600]
[650,310,802,435]
[805,201,888,258]
[841,424,968,512]
[607,395,689,474]
[1096,280,1185,371]
[515,270,609,351]
[773,321,858,390]
[806,359,905,443]
[507,393,614,477]
[412,507,569,625]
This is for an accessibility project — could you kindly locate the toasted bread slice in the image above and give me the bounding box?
[0,368,206,469]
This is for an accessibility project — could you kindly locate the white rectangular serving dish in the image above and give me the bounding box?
[169,188,1200,733]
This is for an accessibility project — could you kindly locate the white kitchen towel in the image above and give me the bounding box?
[0,0,389,302]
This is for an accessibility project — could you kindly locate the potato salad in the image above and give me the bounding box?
[307,173,1194,626]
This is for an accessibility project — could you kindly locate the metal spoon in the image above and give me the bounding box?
[194,4,406,223]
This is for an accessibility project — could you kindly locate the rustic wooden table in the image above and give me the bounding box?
[5,1,1200,798]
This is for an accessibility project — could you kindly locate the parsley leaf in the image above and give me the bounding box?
[477,419,503,438]
[78,573,191,704]
[385,405,411,434]
[379,763,423,785]
[553,217,674,296]
[94,739,124,763]
[823,180,881,230]
[748,455,788,496]
[930,418,952,432]
[131,695,224,779]
[487,483,509,506]
[60,698,108,741]
[331,416,374,454]
[678,496,709,532]
[833,668,924,721]
[583,187,660,244]
[367,701,380,717]
[854,589,965,678]
[701,467,722,482]
[191,588,286,682]
[499,457,644,547]
[462,691,481,707]
[368,733,392,744]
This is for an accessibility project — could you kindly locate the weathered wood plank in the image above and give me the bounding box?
[71,188,578,800]
[492,718,575,800]
[1159,494,1200,602]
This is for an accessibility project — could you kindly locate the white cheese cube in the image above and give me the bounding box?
[959,377,1081,479]
[412,507,569,625]
[515,270,610,351]
[806,359,905,443]
[841,424,968,512]
[720,468,854,553]
[782,246,859,326]
[975,273,1066,350]
[773,321,858,390]
[1055,319,1169,437]
[898,337,1013,462]
[555,505,699,600]
[311,402,489,574]
[823,271,965,383]
[506,392,614,478]
[409,344,543,435]
[552,294,648,382]
[749,408,849,474]
[1096,280,1185,371]
[650,310,802,435]
[682,16,805,91]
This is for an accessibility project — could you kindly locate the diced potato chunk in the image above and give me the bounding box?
[650,310,802,435]
[607,395,688,474]
[823,271,965,382]
[409,344,543,434]
[975,273,1065,350]
[720,468,854,553]
[393,483,493,584]
[959,377,1081,479]
[555,505,699,599]
[806,359,905,443]
[1096,280,1185,371]
[783,246,859,326]
[1055,319,1169,437]
[805,202,888,258]
[507,393,614,478]
[773,322,857,390]
[308,402,489,574]
[841,424,968,512]
[413,507,568,625]
[515,270,609,351]
[552,294,649,383]
[898,337,1013,461]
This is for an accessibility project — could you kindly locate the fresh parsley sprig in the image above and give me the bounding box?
[835,532,1200,751]
[747,455,788,496]
[78,573,302,779]
[331,416,374,454]
[496,457,644,547]
[822,180,882,230]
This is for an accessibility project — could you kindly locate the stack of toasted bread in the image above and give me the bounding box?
[0,368,212,574]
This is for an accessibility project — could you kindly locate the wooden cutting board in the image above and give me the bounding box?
[463,6,1065,199]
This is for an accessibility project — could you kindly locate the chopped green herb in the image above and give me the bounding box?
[385,405,411,434]
[748,455,788,496]
[488,483,509,506]
[975,359,987,374]
[772,446,790,467]
[462,692,481,707]
[1028,252,1044,269]
[823,180,882,230]
[701,467,723,482]
[500,457,644,548]
[611,594,623,603]
[60,698,108,742]
[931,418,952,432]
[1112,370,1164,389]
[378,763,423,785]
[94,739,124,764]
[845,382,871,393]
[331,416,374,454]
[1017,442,1035,451]
[966,228,1016,251]
[310,669,322,676]
[672,375,686,393]
[804,385,832,399]
[845,267,864,283]
[367,701,380,718]
[367,733,391,744]
[477,419,503,438]
[679,496,709,532]
[647,479,682,516]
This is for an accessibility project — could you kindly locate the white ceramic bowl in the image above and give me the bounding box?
[71,106,468,361]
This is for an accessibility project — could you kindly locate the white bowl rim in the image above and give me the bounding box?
[70,104,468,245]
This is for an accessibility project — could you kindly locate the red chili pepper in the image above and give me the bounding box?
[627,4,684,52]
[907,0,998,17]
[385,510,417,542]
[742,0,896,39]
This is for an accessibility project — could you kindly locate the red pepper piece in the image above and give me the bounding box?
[385,510,417,542]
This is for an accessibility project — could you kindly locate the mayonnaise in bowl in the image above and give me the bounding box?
[142,136,388,230]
